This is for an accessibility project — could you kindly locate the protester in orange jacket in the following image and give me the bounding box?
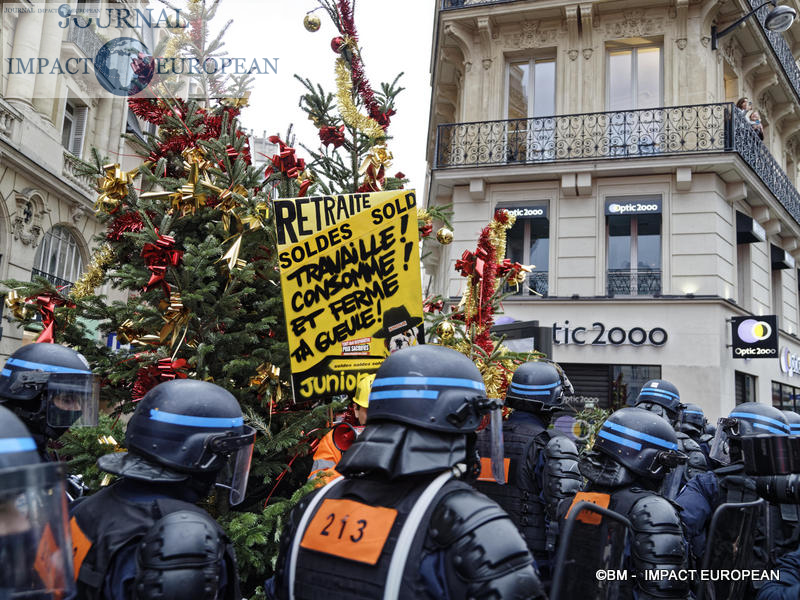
[307,375,373,484]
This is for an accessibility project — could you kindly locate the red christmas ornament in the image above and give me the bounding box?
[331,36,345,53]
[141,233,183,296]
[419,223,433,238]
[319,125,346,148]
[132,357,189,401]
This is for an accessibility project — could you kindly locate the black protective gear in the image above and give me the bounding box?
[338,422,468,480]
[709,403,790,466]
[661,432,708,499]
[579,449,639,489]
[366,345,490,434]
[682,403,706,430]
[0,404,40,470]
[134,510,225,600]
[475,415,581,578]
[634,379,683,426]
[627,495,692,598]
[69,481,241,600]
[505,361,565,413]
[782,409,800,436]
[594,407,686,481]
[272,472,544,600]
[0,343,97,446]
[98,379,256,505]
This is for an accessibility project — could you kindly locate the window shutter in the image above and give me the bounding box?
[70,105,88,157]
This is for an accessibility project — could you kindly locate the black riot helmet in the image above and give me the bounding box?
[0,405,75,597]
[505,361,565,414]
[0,343,98,446]
[782,410,800,436]
[366,345,496,434]
[98,379,256,505]
[681,403,707,435]
[709,402,790,466]
[634,379,683,426]
[589,408,686,482]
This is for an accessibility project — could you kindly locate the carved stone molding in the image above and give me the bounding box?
[568,49,579,61]
[604,10,665,38]
[676,38,688,50]
[503,20,561,49]
[12,190,46,248]
[583,48,594,60]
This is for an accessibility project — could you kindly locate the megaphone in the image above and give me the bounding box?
[332,422,364,452]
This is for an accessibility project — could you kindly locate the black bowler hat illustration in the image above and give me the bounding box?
[373,305,423,338]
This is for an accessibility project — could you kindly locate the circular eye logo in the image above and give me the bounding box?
[737,318,772,343]
[608,203,621,213]
[94,38,154,97]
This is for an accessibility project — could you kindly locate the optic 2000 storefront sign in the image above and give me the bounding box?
[731,315,778,359]
[552,321,668,346]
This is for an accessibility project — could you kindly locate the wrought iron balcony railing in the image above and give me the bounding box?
[749,0,800,107]
[65,19,104,60]
[607,269,662,297]
[31,268,73,293]
[435,103,800,228]
[441,0,520,8]
[504,271,549,297]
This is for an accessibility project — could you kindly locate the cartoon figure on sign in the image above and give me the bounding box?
[374,306,423,353]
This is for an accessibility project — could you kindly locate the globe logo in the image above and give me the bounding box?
[58,4,71,18]
[94,38,154,97]
[737,318,772,343]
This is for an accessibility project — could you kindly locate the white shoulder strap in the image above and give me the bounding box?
[288,476,344,600]
[383,470,454,600]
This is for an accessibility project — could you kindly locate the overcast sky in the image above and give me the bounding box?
[212,0,436,196]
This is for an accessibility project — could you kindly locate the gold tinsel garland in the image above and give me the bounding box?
[70,244,115,300]
[335,58,385,140]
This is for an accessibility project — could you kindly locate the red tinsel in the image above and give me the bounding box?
[107,211,151,242]
[30,292,75,344]
[319,125,346,148]
[141,233,183,296]
[132,357,189,401]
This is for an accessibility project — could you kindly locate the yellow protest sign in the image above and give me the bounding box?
[275,190,424,401]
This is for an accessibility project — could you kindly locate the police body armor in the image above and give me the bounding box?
[69,484,241,600]
[661,433,708,499]
[281,471,538,600]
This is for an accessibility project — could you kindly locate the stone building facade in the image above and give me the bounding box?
[425,0,800,417]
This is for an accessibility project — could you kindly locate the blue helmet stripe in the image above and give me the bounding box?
[0,369,10,378]
[598,430,642,451]
[790,424,800,434]
[603,421,679,450]
[149,409,243,428]
[753,422,788,435]
[0,437,37,453]
[684,410,704,415]
[509,384,552,396]
[369,390,440,400]
[508,381,560,390]
[6,357,91,375]
[640,387,679,399]
[730,412,790,433]
[640,390,680,402]
[371,376,485,392]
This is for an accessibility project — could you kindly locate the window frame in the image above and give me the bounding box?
[32,225,85,286]
[505,55,557,120]
[605,43,664,111]
[505,213,550,297]
[605,211,663,296]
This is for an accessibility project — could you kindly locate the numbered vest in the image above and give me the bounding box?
[475,418,548,559]
[69,483,240,600]
[289,471,465,600]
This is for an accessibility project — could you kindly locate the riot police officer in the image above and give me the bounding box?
[69,379,254,600]
[676,402,795,569]
[680,402,713,460]
[0,404,74,599]
[474,360,581,584]
[268,345,545,600]
[557,407,691,599]
[782,409,800,436]
[633,379,707,498]
[0,343,98,457]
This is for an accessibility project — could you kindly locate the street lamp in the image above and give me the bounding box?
[711,1,797,50]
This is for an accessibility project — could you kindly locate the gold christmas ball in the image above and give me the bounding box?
[437,320,455,341]
[303,14,321,32]
[436,227,454,245]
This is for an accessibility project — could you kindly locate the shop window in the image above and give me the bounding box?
[32,225,84,290]
[505,57,556,162]
[560,363,661,411]
[62,99,88,158]
[607,207,662,296]
[505,210,549,296]
[735,371,757,405]
[773,381,800,411]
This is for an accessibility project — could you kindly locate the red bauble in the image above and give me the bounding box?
[331,36,345,53]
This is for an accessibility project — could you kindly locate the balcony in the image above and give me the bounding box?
[435,102,800,228]
[748,0,800,106]
[64,19,104,60]
[31,268,72,294]
[607,269,662,297]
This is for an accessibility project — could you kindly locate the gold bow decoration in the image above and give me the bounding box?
[250,362,282,402]
[218,233,246,272]
[4,290,30,320]
[158,292,192,348]
[359,144,393,191]
[220,91,251,109]
[96,164,139,214]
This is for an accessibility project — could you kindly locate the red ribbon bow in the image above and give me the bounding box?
[32,292,75,344]
[132,357,189,401]
[319,125,346,149]
[264,136,306,179]
[141,234,183,296]
[454,248,488,279]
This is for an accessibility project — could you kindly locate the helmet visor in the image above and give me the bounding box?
[0,462,74,597]
[708,417,735,466]
[212,426,256,506]
[44,373,99,428]
[488,406,506,484]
